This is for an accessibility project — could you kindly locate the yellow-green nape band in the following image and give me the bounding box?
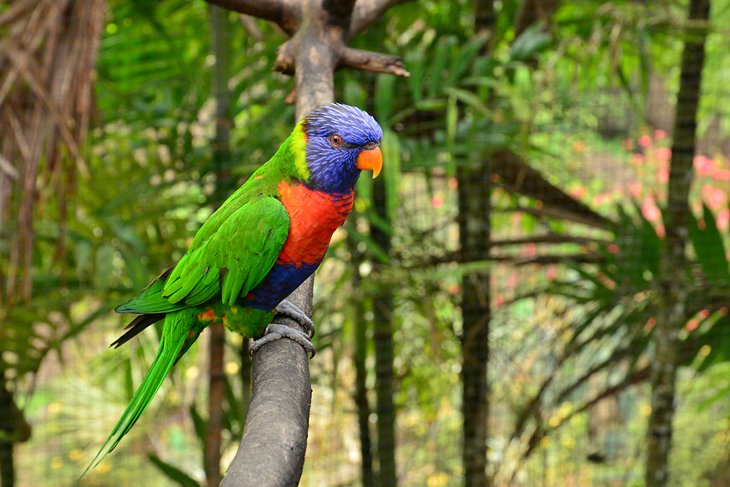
[292,122,310,180]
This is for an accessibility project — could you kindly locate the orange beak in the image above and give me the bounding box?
[356,146,383,179]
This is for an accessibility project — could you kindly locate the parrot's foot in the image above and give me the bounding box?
[249,323,316,358]
[275,299,315,338]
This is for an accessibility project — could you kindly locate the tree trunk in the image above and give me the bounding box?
[458,161,492,487]
[645,0,710,485]
[205,322,225,487]
[205,6,233,485]
[459,2,494,485]
[0,443,11,487]
[0,375,14,487]
[350,237,375,487]
[372,179,397,486]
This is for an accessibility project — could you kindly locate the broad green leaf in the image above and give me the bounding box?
[189,404,206,445]
[428,36,456,98]
[689,204,730,287]
[147,454,200,487]
[445,96,458,178]
[375,75,396,122]
[442,87,490,118]
[510,25,552,62]
[382,129,401,223]
[447,32,489,86]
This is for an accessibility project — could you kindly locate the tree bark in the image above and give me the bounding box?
[239,338,252,421]
[458,2,495,485]
[372,177,397,486]
[458,160,491,487]
[209,1,409,485]
[0,443,11,487]
[0,374,14,487]
[205,5,233,486]
[645,1,710,486]
[350,237,375,487]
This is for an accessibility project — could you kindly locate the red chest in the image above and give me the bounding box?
[277,181,354,266]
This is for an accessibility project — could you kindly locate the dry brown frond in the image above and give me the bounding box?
[0,0,106,304]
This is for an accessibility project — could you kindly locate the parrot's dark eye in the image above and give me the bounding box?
[329,133,343,148]
[364,141,376,150]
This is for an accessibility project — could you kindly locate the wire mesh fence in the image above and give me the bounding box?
[2,0,730,486]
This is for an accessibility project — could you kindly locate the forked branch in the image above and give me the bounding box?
[207,0,410,485]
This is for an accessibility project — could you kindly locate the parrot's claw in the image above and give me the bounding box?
[275,299,315,338]
[249,323,316,358]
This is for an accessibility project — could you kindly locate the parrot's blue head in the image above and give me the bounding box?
[302,103,383,194]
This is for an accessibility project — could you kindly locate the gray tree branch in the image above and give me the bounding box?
[338,47,410,76]
[213,0,409,485]
[207,0,412,38]
[205,0,298,34]
[349,0,412,38]
[210,0,411,83]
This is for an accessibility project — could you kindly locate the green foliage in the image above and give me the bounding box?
[4,0,730,485]
[688,203,730,287]
[546,200,730,365]
[147,454,200,487]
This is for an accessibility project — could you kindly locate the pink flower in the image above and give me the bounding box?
[593,193,606,206]
[686,319,700,332]
[642,196,661,223]
[546,266,558,281]
[507,272,519,289]
[521,243,538,257]
[448,177,458,190]
[713,169,730,181]
[432,194,444,209]
[654,129,667,139]
[655,147,671,163]
[658,167,669,183]
[629,182,643,197]
[448,283,461,295]
[694,155,713,177]
[638,134,652,148]
[701,184,726,210]
[717,208,729,231]
[632,154,645,165]
[645,317,657,331]
[570,186,587,199]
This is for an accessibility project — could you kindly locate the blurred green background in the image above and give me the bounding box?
[1,0,730,485]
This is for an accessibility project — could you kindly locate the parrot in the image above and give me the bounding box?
[83,103,383,475]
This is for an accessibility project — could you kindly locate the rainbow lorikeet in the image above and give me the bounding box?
[84,103,383,474]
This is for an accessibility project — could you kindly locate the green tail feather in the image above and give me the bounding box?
[81,309,200,478]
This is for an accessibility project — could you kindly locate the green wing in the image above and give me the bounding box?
[117,196,289,314]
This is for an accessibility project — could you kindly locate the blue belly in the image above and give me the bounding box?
[245,261,320,310]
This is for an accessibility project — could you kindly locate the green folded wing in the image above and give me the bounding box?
[118,197,289,314]
[115,267,174,313]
